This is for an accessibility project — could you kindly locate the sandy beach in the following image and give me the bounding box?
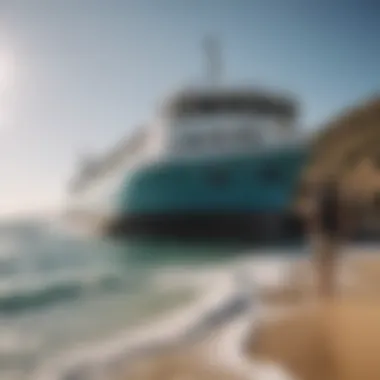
[118,249,380,380]
[117,343,247,380]
[247,251,380,380]
[248,299,380,380]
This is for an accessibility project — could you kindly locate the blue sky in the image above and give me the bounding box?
[0,0,379,216]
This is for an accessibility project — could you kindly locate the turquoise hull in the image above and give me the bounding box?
[103,144,309,239]
[68,143,309,239]
[117,146,308,214]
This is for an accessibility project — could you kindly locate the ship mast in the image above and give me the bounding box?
[203,36,222,87]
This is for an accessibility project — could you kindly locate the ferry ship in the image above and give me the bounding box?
[66,42,309,241]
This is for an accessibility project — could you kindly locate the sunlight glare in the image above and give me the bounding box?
[0,49,14,96]
[0,49,15,130]
[0,105,6,130]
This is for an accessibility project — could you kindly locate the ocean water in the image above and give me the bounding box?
[0,218,280,380]
[1,219,376,380]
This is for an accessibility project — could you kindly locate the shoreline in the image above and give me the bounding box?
[34,245,380,380]
[33,266,262,380]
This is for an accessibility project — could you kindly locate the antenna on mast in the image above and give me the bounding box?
[203,36,222,87]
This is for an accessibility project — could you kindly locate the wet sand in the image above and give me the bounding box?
[118,343,246,380]
[121,252,380,380]
[248,252,380,380]
[248,300,380,380]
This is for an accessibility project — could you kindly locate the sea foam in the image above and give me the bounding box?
[33,258,295,380]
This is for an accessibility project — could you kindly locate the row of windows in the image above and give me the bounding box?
[169,97,296,118]
[207,166,284,187]
[173,130,265,151]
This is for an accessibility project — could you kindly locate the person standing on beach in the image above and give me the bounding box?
[314,178,343,298]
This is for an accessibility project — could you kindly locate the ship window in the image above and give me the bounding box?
[258,164,282,184]
[198,100,217,114]
[238,129,262,145]
[210,131,224,146]
[183,134,202,150]
[172,96,296,118]
[237,129,250,142]
[208,168,229,187]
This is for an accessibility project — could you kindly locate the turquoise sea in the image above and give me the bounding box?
[0,218,305,380]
